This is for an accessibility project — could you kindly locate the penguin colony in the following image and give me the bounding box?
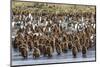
[12,3,96,59]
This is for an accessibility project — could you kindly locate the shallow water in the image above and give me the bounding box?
[11,47,95,66]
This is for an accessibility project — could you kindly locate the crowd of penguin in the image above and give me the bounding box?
[12,8,96,59]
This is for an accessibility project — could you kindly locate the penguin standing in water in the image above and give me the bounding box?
[62,42,68,53]
[46,46,53,58]
[82,45,87,57]
[33,47,40,59]
[20,46,28,59]
[72,46,78,58]
[68,41,73,49]
[43,45,47,57]
[55,42,62,55]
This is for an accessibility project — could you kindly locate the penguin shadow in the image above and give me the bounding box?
[73,55,77,58]
[22,57,28,60]
[46,55,53,59]
[57,53,62,56]
[82,54,87,58]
